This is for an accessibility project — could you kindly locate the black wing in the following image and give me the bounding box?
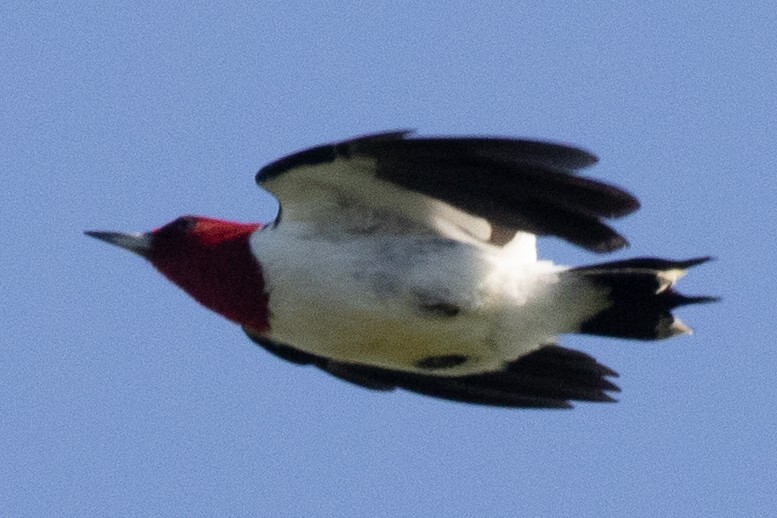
[244,328,619,409]
[257,131,639,252]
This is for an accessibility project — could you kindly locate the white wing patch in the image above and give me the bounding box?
[501,231,538,263]
[260,156,498,245]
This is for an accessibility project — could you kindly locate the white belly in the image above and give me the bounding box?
[250,222,600,375]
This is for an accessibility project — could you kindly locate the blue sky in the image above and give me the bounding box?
[3,2,775,516]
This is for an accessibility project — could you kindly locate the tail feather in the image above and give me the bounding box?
[572,257,717,340]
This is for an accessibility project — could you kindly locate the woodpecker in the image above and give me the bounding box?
[86,131,715,408]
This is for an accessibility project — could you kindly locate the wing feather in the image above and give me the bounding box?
[256,131,639,252]
[244,328,619,408]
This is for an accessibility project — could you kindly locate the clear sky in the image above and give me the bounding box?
[3,2,775,517]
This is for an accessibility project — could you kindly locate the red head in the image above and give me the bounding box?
[86,216,269,331]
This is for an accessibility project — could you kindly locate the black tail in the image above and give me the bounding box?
[571,257,717,340]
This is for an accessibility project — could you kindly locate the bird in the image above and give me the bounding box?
[86,130,715,408]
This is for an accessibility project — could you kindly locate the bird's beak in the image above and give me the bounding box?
[84,231,153,258]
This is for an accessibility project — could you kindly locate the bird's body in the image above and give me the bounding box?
[254,218,604,375]
[251,179,614,375]
[87,131,715,407]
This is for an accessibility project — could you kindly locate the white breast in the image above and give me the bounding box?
[249,217,601,376]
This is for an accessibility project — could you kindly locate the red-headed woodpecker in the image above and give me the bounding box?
[87,131,715,408]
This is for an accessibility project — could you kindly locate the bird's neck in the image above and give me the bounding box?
[154,229,270,332]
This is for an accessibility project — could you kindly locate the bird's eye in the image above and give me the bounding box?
[174,217,196,232]
[162,216,197,235]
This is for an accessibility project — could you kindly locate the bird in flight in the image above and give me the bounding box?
[87,131,715,408]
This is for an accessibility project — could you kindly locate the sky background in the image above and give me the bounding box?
[2,2,775,517]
